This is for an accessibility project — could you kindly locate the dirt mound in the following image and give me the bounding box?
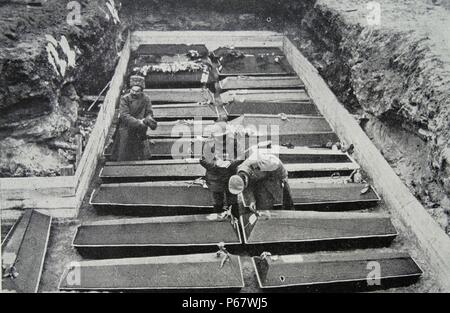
[0,0,125,176]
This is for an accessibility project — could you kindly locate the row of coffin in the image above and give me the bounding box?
[1,209,423,292]
[62,46,422,292]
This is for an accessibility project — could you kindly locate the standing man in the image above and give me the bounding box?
[114,75,157,161]
[200,133,242,216]
[228,152,294,212]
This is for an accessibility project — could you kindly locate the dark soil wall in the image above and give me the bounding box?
[0,0,125,176]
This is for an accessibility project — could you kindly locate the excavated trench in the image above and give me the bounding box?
[0,0,449,234]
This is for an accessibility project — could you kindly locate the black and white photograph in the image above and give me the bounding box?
[1,0,450,302]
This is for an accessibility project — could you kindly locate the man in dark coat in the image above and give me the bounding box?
[228,152,294,212]
[200,136,242,215]
[114,75,157,161]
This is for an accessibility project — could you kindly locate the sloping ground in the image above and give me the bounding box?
[0,0,125,176]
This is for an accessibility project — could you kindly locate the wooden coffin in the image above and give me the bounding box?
[225,101,320,116]
[221,89,311,103]
[144,88,214,104]
[73,214,241,257]
[1,210,52,293]
[152,103,221,121]
[239,210,397,251]
[253,251,422,291]
[90,180,379,211]
[219,76,304,90]
[214,47,295,76]
[58,253,244,291]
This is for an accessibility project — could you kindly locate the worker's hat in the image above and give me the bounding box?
[130,75,145,89]
[228,175,245,195]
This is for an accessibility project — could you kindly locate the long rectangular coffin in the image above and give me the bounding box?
[151,101,320,120]
[90,181,379,210]
[144,88,214,104]
[144,71,214,89]
[99,158,358,182]
[219,76,305,90]
[225,101,320,116]
[72,214,241,257]
[58,253,244,291]
[240,210,397,249]
[136,44,209,57]
[221,90,311,103]
[147,120,215,138]
[253,251,422,290]
[214,47,295,76]
[153,103,219,120]
[147,134,340,160]
[229,114,333,135]
[1,210,52,293]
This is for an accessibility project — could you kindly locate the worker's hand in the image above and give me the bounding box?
[249,202,257,213]
[144,116,158,130]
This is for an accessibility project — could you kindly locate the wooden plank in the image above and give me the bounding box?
[72,214,241,257]
[240,210,397,246]
[131,31,284,51]
[60,165,74,176]
[221,89,310,103]
[1,210,52,293]
[74,134,83,169]
[73,33,132,213]
[226,101,320,116]
[90,180,379,211]
[283,37,450,290]
[144,88,214,104]
[219,76,304,90]
[253,250,422,290]
[58,253,244,291]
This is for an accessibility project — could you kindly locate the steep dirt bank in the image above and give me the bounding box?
[292,0,450,234]
[0,0,125,176]
[119,0,450,233]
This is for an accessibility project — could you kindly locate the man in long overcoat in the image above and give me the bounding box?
[114,75,157,161]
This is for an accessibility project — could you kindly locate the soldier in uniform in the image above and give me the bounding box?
[200,129,243,216]
[228,151,294,212]
[114,75,157,161]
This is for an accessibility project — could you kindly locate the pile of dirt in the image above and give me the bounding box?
[0,0,125,176]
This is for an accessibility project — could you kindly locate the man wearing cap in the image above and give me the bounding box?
[228,152,294,212]
[200,131,243,216]
[114,75,157,161]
